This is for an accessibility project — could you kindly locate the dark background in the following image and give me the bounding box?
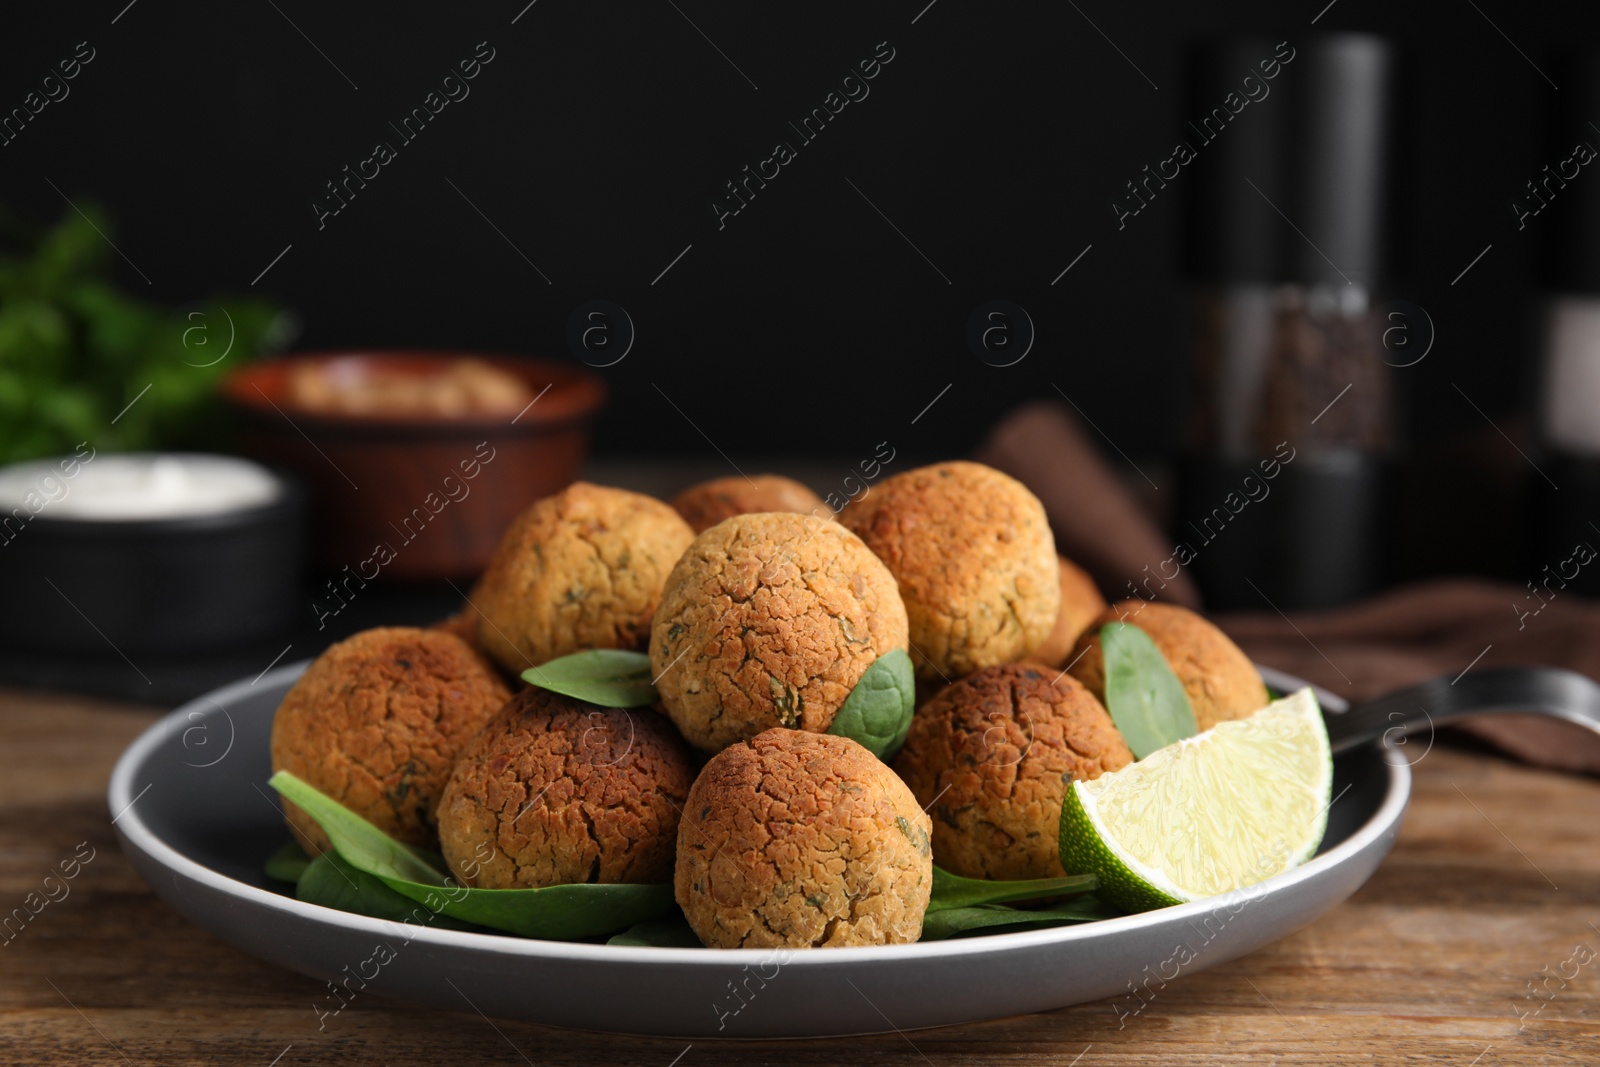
[0,1,1585,504]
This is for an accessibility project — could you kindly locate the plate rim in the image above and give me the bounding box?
[109,660,1408,967]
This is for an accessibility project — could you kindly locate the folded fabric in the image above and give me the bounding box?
[978,400,1600,775]
[1218,579,1600,774]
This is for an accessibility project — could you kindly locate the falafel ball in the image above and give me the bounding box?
[840,461,1059,681]
[649,512,909,752]
[1025,555,1108,669]
[894,664,1132,880]
[676,729,932,948]
[1068,600,1269,732]
[436,687,696,888]
[670,474,825,534]
[474,482,696,673]
[270,627,512,855]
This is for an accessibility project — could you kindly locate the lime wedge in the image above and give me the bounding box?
[1059,687,1332,913]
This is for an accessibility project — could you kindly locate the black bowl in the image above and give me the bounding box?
[0,472,306,655]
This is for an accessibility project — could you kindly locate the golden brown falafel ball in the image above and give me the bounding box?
[840,461,1059,681]
[670,474,825,534]
[474,483,696,673]
[1025,556,1108,669]
[649,512,909,753]
[436,687,695,888]
[1068,600,1269,732]
[894,664,1132,880]
[676,729,932,948]
[270,627,511,855]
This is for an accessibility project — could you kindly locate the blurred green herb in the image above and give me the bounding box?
[0,203,292,463]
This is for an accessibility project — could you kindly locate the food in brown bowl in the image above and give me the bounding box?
[285,357,534,418]
[221,351,604,580]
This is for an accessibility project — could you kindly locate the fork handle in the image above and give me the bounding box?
[1325,666,1600,755]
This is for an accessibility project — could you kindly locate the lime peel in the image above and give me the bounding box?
[1059,687,1333,913]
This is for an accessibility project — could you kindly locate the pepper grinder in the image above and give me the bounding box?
[1176,34,1401,611]
[1530,49,1600,597]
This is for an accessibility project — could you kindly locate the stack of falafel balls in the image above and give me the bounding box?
[271,462,1270,949]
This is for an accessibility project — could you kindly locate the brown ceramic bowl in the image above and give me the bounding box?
[221,351,604,580]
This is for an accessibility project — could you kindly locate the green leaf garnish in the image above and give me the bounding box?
[297,852,478,931]
[269,771,673,939]
[827,648,916,759]
[926,865,1098,913]
[1100,622,1199,758]
[264,839,312,883]
[521,649,657,707]
[920,898,1117,941]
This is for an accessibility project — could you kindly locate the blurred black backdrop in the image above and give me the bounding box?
[0,1,1585,486]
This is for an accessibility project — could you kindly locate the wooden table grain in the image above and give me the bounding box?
[3,686,1598,1066]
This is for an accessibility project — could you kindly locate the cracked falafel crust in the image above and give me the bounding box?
[269,627,512,855]
[840,461,1059,681]
[893,663,1132,880]
[670,474,825,534]
[436,687,696,889]
[474,482,696,673]
[649,512,909,753]
[1067,600,1269,733]
[676,729,932,949]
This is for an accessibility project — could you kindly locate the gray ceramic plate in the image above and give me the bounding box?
[109,663,1407,1038]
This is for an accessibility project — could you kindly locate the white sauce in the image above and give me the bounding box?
[1542,296,1600,456]
[0,453,282,521]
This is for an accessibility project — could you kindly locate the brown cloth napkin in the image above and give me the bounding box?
[976,401,1600,775]
[1218,580,1600,774]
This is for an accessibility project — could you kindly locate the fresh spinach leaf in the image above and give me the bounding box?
[827,648,916,759]
[298,852,479,931]
[607,911,704,947]
[433,880,677,939]
[273,771,448,884]
[926,865,1098,913]
[269,771,673,939]
[264,839,311,883]
[920,898,1118,941]
[1100,622,1199,758]
[522,649,657,707]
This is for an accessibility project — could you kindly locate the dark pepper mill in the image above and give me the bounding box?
[1528,49,1600,599]
[1176,34,1401,611]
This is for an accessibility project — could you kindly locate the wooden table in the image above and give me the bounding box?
[4,687,1598,1066]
